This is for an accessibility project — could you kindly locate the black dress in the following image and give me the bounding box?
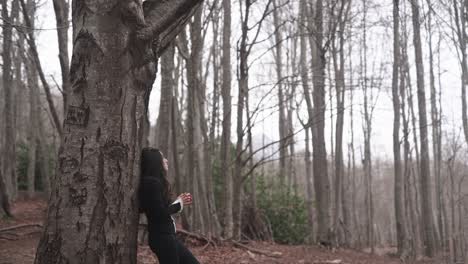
[139,177,200,264]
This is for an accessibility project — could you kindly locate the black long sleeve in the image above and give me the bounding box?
[139,177,181,234]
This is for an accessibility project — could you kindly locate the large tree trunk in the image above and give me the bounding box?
[392,0,409,257]
[2,0,16,208]
[34,0,202,262]
[221,0,234,238]
[410,0,436,257]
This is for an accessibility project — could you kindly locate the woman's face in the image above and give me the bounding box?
[160,151,169,172]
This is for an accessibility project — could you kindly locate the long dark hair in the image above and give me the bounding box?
[140,147,172,205]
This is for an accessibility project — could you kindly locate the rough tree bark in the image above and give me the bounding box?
[410,0,436,257]
[34,0,202,263]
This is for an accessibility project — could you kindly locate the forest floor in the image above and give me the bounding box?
[0,197,441,264]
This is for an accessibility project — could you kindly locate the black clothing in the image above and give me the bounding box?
[149,233,200,264]
[139,177,181,234]
[139,177,200,264]
[139,148,200,264]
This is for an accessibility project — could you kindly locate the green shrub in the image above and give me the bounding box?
[16,141,55,192]
[256,176,308,244]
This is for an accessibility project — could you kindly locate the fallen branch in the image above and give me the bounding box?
[0,223,43,233]
[176,229,218,248]
[313,260,342,264]
[0,234,17,241]
[231,240,282,258]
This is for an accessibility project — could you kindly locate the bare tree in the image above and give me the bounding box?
[410,0,436,257]
[309,0,331,244]
[392,0,409,257]
[221,0,234,238]
[331,0,351,245]
[272,0,288,184]
[2,0,16,207]
[299,0,314,242]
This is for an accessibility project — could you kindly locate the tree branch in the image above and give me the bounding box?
[138,0,203,56]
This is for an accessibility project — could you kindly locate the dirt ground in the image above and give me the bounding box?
[0,198,439,264]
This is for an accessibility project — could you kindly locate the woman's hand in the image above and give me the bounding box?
[178,193,193,206]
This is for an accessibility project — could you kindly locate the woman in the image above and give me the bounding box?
[139,147,200,264]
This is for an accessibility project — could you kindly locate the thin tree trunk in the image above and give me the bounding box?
[361,0,374,251]
[155,45,175,155]
[206,3,222,237]
[310,0,331,244]
[10,0,21,199]
[52,0,70,113]
[221,0,234,238]
[332,0,350,245]
[348,39,358,248]
[426,0,442,248]
[2,0,15,207]
[410,0,436,257]
[299,0,314,242]
[272,0,288,184]
[183,8,210,233]
[26,60,38,199]
[392,0,409,258]
[232,0,252,240]
[20,0,63,137]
